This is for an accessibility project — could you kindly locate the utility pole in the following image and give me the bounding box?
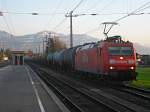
[64,0,84,48]
[42,32,50,56]
[2,41,4,57]
[70,11,73,48]
[46,33,50,54]
[36,47,37,54]
[65,12,98,48]
[65,11,76,48]
[42,34,47,56]
[43,39,44,56]
[38,45,40,56]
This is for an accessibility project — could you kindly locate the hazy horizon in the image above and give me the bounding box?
[0,0,150,47]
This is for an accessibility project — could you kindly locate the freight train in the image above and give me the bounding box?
[43,35,137,81]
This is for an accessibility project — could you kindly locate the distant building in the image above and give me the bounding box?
[11,51,25,65]
[140,55,150,65]
[26,49,33,57]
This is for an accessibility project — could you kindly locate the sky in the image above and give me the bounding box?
[0,0,150,47]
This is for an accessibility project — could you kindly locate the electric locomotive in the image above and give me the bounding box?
[75,36,137,81]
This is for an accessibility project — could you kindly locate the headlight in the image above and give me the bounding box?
[130,66,134,70]
[120,57,124,60]
[128,60,135,64]
[109,66,115,69]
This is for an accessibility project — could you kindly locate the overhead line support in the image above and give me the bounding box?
[65,11,76,48]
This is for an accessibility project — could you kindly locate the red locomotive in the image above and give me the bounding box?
[75,36,137,81]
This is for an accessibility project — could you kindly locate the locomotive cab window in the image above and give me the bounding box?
[109,47,133,55]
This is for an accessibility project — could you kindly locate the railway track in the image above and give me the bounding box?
[36,70,84,112]
[33,67,117,112]
[117,85,150,101]
[29,63,150,112]
[124,85,150,94]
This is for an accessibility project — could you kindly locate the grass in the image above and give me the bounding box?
[132,67,150,89]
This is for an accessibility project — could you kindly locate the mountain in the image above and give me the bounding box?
[0,31,150,55]
[52,33,99,47]
[134,43,150,55]
[0,31,13,41]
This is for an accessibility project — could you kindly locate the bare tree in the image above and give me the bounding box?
[47,36,67,53]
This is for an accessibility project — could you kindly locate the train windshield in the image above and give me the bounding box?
[109,47,134,55]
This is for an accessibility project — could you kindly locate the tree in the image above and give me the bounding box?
[5,49,11,58]
[47,36,67,53]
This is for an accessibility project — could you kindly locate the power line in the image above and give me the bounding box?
[83,1,150,36]
[69,12,144,16]
[3,0,15,34]
[44,0,82,31]
[97,0,114,13]
[65,0,79,13]
[135,5,150,13]
[0,0,13,36]
[83,27,99,34]
[101,1,150,34]
[0,11,65,15]
[45,0,64,30]
[133,2,150,13]
[82,0,103,13]
[65,0,84,48]
[77,0,115,29]
[52,17,67,31]
[72,0,84,12]
[46,0,84,32]
[2,15,12,35]
[114,1,150,22]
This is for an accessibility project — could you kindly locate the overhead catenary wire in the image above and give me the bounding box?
[70,12,146,16]
[71,0,84,12]
[134,5,150,13]
[0,0,13,36]
[1,0,85,49]
[133,1,150,13]
[2,10,149,16]
[0,11,65,15]
[0,1,149,39]
[83,27,99,34]
[76,0,116,32]
[2,11,149,16]
[3,0,15,34]
[2,15,13,36]
[44,0,64,30]
[114,1,150,22]
[65,0,85,48]
[52,17,68,31]
[43,0,85,32]
[45,0,85,32]
[83,1,150,36]
[82,0,103,13]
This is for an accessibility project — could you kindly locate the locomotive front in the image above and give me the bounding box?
[104,36,137,81]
